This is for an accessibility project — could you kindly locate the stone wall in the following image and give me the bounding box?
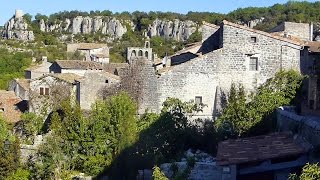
[78,72,120,110]
[270,22,312,41]
[277,106,320,146]
[135,22,301,119]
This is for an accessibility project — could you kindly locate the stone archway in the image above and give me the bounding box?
[131,50,136,57]
[138,50,143,56]
[145,51,149,58]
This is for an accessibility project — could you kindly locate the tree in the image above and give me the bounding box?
[153,166,168,180]
[288,163,320,180]
[216,70,304,138]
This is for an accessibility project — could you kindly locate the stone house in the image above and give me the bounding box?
[130,20,303,118]
[0,90,26,123]
[67,43,109,64]
[25,56,52,79]
[76,72,121,110]
[216,132,309,180]
[49,60,103,76]
[28,73,81,114]
[9,78,30,100]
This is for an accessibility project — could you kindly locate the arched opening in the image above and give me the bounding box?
[145,51,149,58]
[131,50,136,57]
[138,50,143,56]
[145,41,150,48]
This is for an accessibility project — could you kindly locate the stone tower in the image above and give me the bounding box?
[15,9,24,18]
[127,40,153,64]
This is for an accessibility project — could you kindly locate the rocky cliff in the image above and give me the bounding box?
[40,17,198,41]
[2,15,34,41]
[146,19,198,41]
[40,16,132,39]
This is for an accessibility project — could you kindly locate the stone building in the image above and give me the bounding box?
[49,60,103,76]
[127,41,153,64]
[67,43,110,64]
[270,22,313,41]
[28,73,81,114]
[25,56,52,79]
[76,72,121,110]
[0,90,26,123]
[131,20,303,118]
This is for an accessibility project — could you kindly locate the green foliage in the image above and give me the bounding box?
[0,48,32,89]
[0,117,20,179]
[5,168,30,180]
[152,166,169,180]
[288,163,320,180]
[187,29,202,44]
[21,112,43,137]
[216,70,304,138]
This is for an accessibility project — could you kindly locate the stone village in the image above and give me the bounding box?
[2,9,320,180]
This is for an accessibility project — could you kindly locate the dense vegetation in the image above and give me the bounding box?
[215,70,304,139]
[0,48,32,89]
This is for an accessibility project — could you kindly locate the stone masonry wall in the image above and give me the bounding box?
[136,23,301,119]
[270,22,311,41]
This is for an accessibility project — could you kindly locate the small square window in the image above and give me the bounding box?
[40,87,44,95]
[250,36,257,43]
[249,57,258,71]
[105,79,109,83]
[195,96,202,105]
[45,88,50,95]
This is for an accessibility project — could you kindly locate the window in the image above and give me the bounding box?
[45,88,49,95]
[249,57,258,71]
[195,96,202,105]
[105,79,109,83]
[40,87,44,95]
[40,87,49,95]
[250,36,257,43]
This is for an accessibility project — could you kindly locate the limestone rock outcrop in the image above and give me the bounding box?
[147,19,198,41]
[40,16,130,39]
[2,15,34,41]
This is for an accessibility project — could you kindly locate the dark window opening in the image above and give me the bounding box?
[40,87,44,95]
[45,88,49,95]
[105,79,109,83]
[249,57,258,71]
[195,96,202,105]
[250,36,257,43]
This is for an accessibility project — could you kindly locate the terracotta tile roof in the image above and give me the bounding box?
[305,41,320,53]
[202,21,219,29]
[270,32,305,44]
[25,61,52,71]
[100,72,121,81]
[55,60,103,70]
[103,63,129,74]
[15,79,30,90]
[216,132,307,166]
[95,53,109,58]
[75,43,108,50]
[170,42,202,58]
[51,73,83,83]
[222,20,302,46]
[0,90,23,123]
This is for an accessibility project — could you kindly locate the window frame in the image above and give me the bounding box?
[249,57,259,71]
[250,36,257,43]
[195,96,203,105]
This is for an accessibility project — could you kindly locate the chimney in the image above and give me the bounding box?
[310,22,314,41]
[42,56,48,63]
[284,31,288,38]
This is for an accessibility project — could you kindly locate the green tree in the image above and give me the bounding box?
[153,166,169,180]
[216,70,304,138]
[288,163,320,180]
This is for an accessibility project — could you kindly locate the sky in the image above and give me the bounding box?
[0,0,318,25]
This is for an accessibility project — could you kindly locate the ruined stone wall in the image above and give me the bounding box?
[78,72,120,110]
[270,22,311,41]
[277,107,320,147]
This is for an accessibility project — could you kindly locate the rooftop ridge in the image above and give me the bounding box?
[222,20,302,46]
